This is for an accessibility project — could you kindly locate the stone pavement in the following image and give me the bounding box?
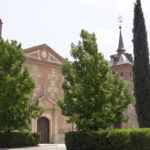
[0,144,66,150]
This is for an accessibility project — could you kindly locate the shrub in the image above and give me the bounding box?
[0,132,39,148]
[65,129,150,150]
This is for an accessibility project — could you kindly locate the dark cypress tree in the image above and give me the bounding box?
[133,0,150,127]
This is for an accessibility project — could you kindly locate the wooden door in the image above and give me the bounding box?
[37,117,50,143]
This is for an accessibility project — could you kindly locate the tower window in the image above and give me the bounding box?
[120,72,124,76]
[130,72,132,77]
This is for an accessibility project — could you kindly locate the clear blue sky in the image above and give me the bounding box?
[0,0,149,60]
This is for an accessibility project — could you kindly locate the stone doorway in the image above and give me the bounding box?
[37,117,50,143]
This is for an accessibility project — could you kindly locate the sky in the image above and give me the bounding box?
[0,0,150,60]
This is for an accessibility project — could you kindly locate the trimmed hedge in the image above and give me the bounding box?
[0,132,39,148]
[65,129,150,150]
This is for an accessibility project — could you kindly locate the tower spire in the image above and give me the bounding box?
[0,19,2,38]
[117,16,125,53]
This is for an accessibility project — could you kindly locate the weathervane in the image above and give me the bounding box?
[118,16,123,30]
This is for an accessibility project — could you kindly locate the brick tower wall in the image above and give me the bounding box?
[112,63,139,128]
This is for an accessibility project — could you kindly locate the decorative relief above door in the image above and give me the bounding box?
[24,44,64,65]
[40,49,48,60]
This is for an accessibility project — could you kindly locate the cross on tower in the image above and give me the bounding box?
[118,16,123,30]
[117,16,125,53]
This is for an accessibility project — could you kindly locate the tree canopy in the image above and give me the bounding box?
[0,39,41,132]
[59,30,132,131]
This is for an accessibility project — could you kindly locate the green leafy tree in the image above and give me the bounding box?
[59,30,132,131]
[133,0,150,127]
[0,39,41,132]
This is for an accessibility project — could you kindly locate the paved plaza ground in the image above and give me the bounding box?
[0,144,66,150]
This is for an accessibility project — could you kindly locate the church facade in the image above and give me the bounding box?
[24,44,73,143]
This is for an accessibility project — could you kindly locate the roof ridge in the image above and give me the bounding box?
[24,43,64,62]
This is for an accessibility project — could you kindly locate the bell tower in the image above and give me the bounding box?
[110,18,133,81]
[110,18,138,128]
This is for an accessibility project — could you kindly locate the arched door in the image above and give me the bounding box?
[37,117,50,143]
